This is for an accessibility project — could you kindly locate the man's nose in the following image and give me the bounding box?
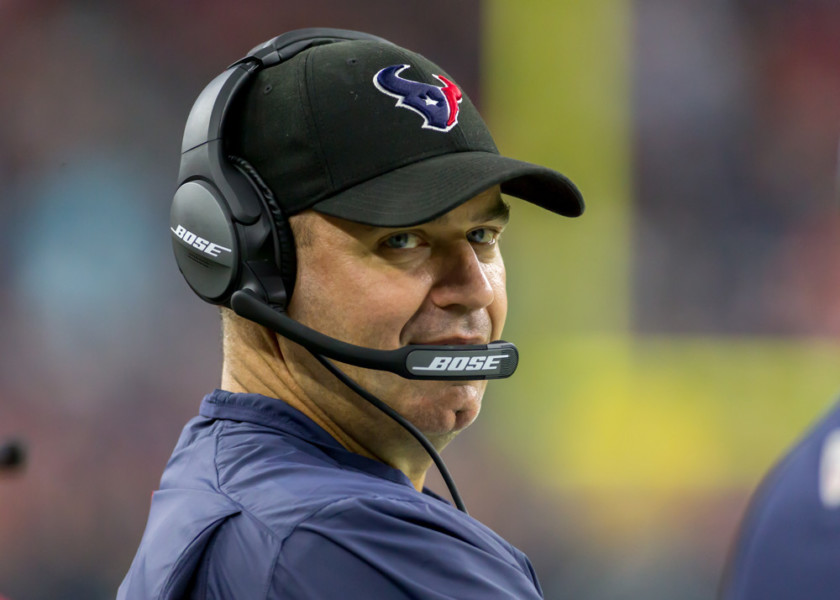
[429,241,496,311]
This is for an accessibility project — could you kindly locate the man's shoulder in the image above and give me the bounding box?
[124,414,542,599]
[120,415,438,598]
[176,413,527,564]
[286,491,528,564]
[163,415,452,538]
[265,492,543,598]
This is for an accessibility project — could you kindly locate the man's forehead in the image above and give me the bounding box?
[350,188,509,233]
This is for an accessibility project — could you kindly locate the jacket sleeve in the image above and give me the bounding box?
[117,489,240,600]
[271,496,544,600]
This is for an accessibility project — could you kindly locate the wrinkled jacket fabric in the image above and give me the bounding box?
[118,390,544,599]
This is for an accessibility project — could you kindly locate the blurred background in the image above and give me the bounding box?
[1,0,839,598]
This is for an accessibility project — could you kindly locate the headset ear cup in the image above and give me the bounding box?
[176,31,389,310]
[171,180,239,304]
[228,156,297,300]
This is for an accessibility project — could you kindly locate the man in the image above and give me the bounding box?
[719,399,840,599]
[119,28,583,599]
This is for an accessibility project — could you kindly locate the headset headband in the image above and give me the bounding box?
[172,29,390,306]
[182,29,392,156]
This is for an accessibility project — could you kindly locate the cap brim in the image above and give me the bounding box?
[310,151,584,227]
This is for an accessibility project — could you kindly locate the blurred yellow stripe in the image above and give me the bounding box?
[488,335,840,490]
[483,1,840,492]
[484,0,633,335]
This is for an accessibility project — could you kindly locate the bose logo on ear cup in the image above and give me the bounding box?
[171,224,232,258]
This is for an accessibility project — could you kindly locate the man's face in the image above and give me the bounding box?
[285,186,509,439]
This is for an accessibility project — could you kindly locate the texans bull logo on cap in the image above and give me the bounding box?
[373,64,463,132]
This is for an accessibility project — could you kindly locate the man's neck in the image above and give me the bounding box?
[220,315,438,491]
[223,366,434,491]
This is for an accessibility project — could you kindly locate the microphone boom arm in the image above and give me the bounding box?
[230,290,518,380]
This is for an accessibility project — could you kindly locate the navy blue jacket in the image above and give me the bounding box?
[720,398,840,599]
[118,390,543,599]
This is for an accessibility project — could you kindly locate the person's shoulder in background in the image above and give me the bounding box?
[720,397,840,600]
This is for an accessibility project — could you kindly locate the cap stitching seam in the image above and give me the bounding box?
[299,47,335,194]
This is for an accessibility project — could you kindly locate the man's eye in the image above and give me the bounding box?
[467,228,497,245]
[382,232,422,249]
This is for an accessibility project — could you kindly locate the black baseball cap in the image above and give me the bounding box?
[229,39,583,227]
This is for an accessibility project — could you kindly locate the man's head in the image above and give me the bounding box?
[177,29,583,464]
[173,29,582,308]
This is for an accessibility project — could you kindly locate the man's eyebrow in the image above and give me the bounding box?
[339,195,511,235]
[471,196,511,224]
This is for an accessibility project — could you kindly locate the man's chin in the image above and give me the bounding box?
[416,391,482,437]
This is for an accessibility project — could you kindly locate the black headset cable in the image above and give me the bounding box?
[312,352,468,514]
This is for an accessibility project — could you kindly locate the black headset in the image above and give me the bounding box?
[170,27,519,383]
[170,27,526,512]
[172,28,390,310]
